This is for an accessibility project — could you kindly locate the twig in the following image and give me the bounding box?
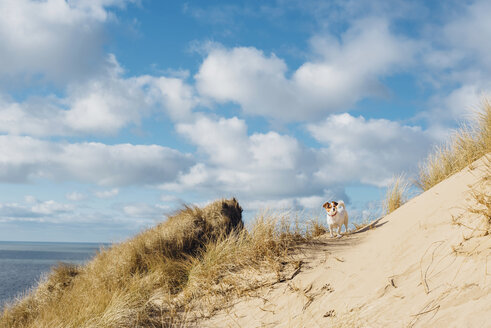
[289,261,303,280]
[410,305,440,317]
[259,306,275,314]
[225,311,244,328]
[302,297,314,310]
[419,241,445,294]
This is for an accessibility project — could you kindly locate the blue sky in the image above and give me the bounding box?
[0,0,489,242]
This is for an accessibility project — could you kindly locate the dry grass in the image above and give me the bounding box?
[307,216,328,237]
[0,199,312,328]
[455,156,491,236]
[384,174,411,215]
[467,156,491,228]
[450,156,490,257]
[418,99,491,191]
[351,221,374,232]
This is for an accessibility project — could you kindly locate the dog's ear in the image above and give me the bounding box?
[332,201,338,207]
[322,201,330,209]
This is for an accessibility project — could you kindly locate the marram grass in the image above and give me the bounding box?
[418,99,491,190]
[0,200,313,328]
[384,174,411,215]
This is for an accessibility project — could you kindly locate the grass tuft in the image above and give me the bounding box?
[466,156,491,232]
[308,218,328,238]
[418,99,491,190]
[383,174,411,215]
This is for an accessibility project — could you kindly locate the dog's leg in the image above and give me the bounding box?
[328,224,334,237]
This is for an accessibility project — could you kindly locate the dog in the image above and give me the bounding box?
[322,200,349,237]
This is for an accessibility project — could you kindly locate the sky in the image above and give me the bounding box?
[0,0,489,242]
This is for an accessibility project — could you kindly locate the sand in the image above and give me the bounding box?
[201,156,490,327]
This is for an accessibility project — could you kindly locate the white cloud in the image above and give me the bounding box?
[296,195,328,209]
[24,195,37,204]
[423,85,486,127]
[160,194,181,203]
[0,197,155,229]
[164,112,433,210]
[442,0,491,70]
[169,113,420,213]
[307,113,433,186]
[167,111,432,212]
[172,115,320,200]
[0,203,42,220]
[31,200,74,215]
[195,46,294,119]
[408,0,491,126]
[95,188,119,199]
[0,0,135,85]
[195,19,416,121]
[66,191,87,201]
[244,198,297,211]
[0,199,73,221]
[176,115,249,166]
[138,75,197,121]
[63,66,149,135]
[0,59,197,136]
[168,113,433,210]
[121,203,167,219]
[244,194,331,211]
[0,136,194,186]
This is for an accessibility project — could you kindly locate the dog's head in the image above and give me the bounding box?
[322,201,339,216]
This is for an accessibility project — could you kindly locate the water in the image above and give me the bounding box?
[0,241,105,309]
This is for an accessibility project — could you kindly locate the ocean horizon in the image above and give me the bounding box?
[0,241,107,309]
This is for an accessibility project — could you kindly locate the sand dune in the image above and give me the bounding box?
[202,156,490,327]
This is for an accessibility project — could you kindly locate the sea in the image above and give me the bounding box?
[0,241,106,310]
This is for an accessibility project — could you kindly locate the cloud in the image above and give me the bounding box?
[422,85,485,128]
[442,0,491,70]
[165,112,433,211]
[95,188,119,199]
[66,191,87,201]
[244,194,335,211]
[0,136,194,187]
[121,203,168,219]
[195,19,416,121]
[307,113,433,186]
[172,115,321,199]
[0,0,136,85]
[0,59,197,136]
[136,74,197,122]
[31,200,74,215]
[176,115,250,166]
[0,199,73,221]
[166,112,429,212]
[195,46,293,119]
[63,63,150,135]
[0,196,158,232]
[415,0,491,125]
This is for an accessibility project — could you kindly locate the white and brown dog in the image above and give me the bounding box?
[322,200,349,237]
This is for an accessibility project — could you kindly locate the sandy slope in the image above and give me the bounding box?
[201,157,490,328]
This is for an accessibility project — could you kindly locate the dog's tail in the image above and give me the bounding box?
[337,200,345,209]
